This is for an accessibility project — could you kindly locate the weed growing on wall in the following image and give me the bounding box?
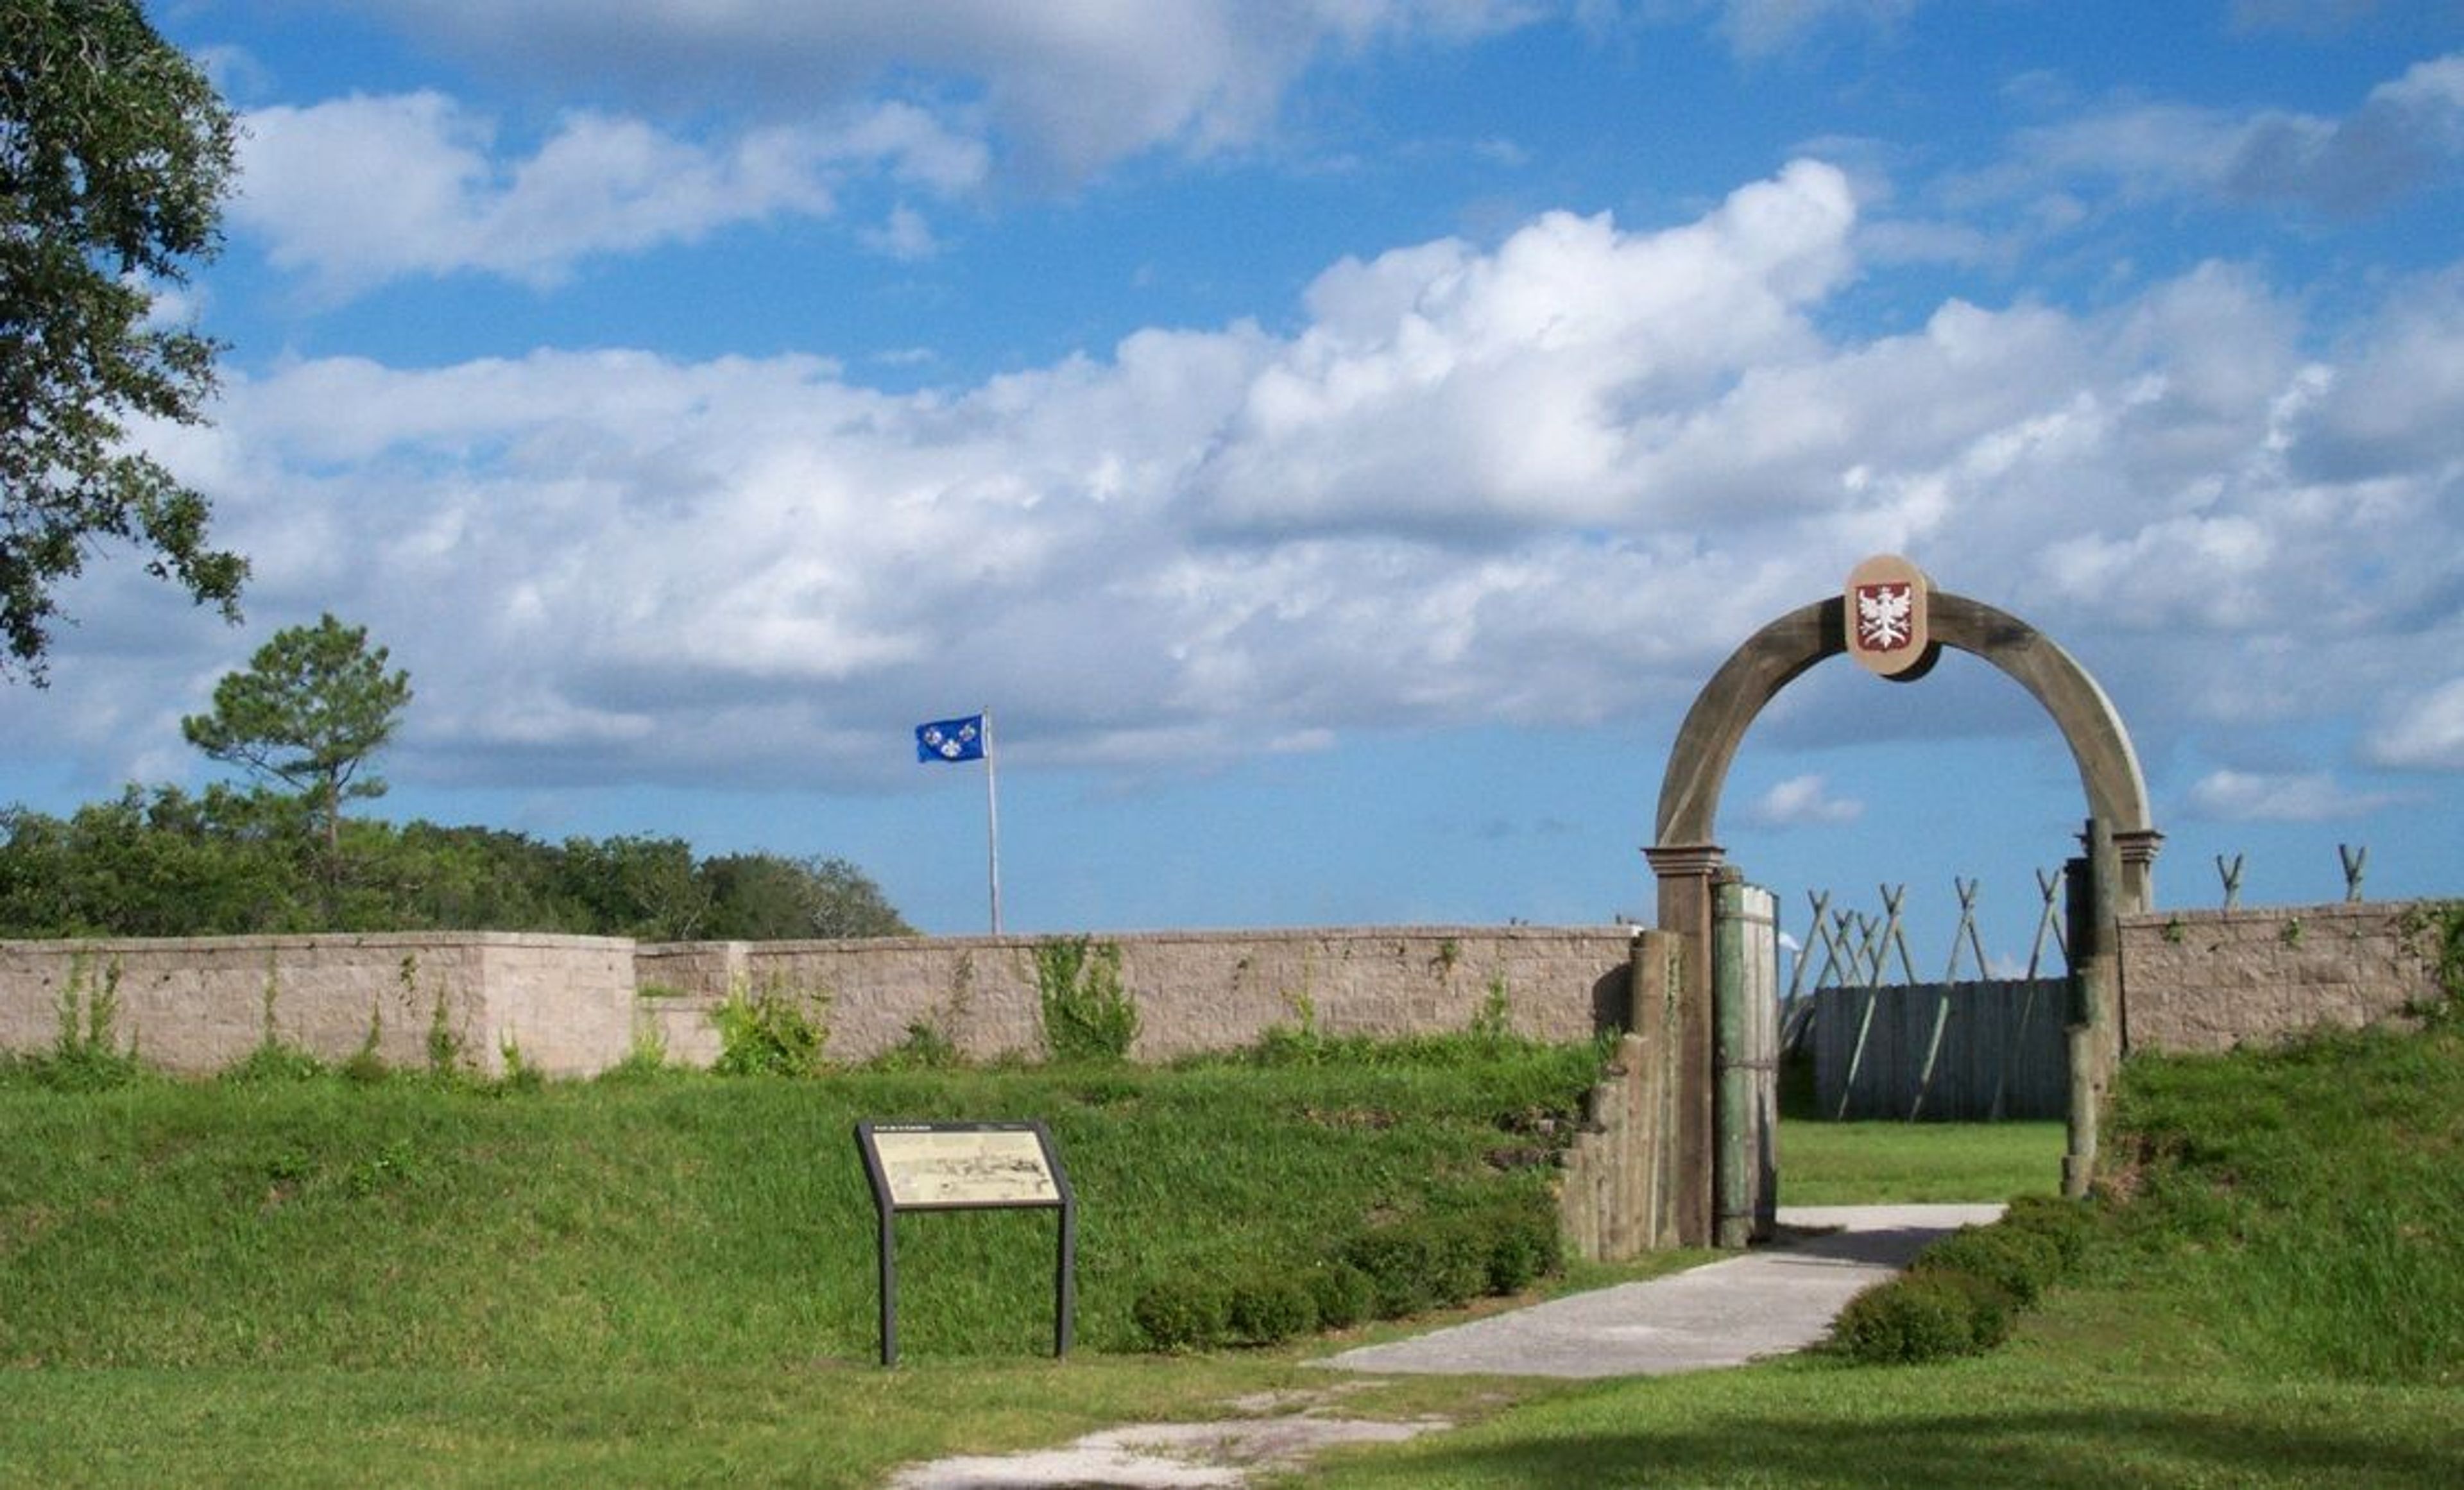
[606,1017,671,1081]
[710,978,827,1076]
[40,954,141,1091]
[496,1034,543,1092]
[343,1003,389,1084]
[1034,936,1140,1063]
[869,1019,964,1072]
[402,955,468,1077]
[866,954,975,1070]
[226,955,325,1083]
[2399,899,2464,1022]
[1253,989,1330,1065]
[1471,975,1514,1040]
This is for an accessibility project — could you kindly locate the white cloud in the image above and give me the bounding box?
[232,94,986,296]
[860,204,944,261]
[338,1,1552,181]
[1745,774,1864,826]
[35,160,2463,798]
[1186,159,1858,534]
[2370,678,2464,771]
[2186,769,2401,823]
[2014,51,2464,217]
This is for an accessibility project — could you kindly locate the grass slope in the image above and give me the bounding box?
[0,1045,1598,1368]
[5,1020,2460,1486]
[1304,1020,2464,1488]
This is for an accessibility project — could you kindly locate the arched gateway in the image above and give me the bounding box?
[1639,560,2161,1247]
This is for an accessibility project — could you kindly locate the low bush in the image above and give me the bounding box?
[1835,1199,2094,1366]
[1131,1278,1229,1353]
[1829,1270,1998,1364]
[1303,1260,1376,1331]
[1035,936,1140,1064]
[710,981,826,1077]
[1913,1224,2063,1307]
[1226,1272,1319,1346]
[1478,1201,1564,1295]
[1330,1199,1564,1330]
[1340,1223,1441,1320]
[1998,1192,2098,1269]
[1423,1214,1496,1309]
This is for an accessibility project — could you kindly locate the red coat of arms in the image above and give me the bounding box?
[1845,556,1932,678]
[1855,582,1915,652]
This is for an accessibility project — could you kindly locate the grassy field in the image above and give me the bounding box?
[1776,1117,2063,1204]
[3,1022,2460,1487]
[0,1040,1602,1367]
[1301,1020,2464,1489]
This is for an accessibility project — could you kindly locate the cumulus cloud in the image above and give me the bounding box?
[1186,160,1858,535]
[1745,775,1864,826]
[232,94,985,296]
[40,156,2462,800]
[2186,769,2402,822]
[2015,52,2464,217]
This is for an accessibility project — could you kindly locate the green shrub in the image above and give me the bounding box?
[1303,1260,1376,1331]
[1225,1272,1319,1346]
[1937,1267,2019,1349]
[1998,1192,2098,1271]
[1340,1224,1439,1320]
[1423,1213,1497,1308]
[1913,1224,2062,1307]
[1131,1278,1229,1352]
[711,980,827,1077]
[1829,1271,1996,1364]
[1478,1203,1564,1295]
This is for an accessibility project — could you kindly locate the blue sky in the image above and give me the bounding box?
[8,1,2462,963]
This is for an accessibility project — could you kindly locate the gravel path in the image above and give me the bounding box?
[886,1204,2001,1488]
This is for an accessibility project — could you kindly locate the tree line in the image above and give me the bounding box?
[0,784,912,941]
[2,613,907,941]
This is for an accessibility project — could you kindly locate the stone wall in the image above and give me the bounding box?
[0,933,636,1077]
[6,903,2447,1079]
[647,927,1639,1065]
[2118,900,2447,1054]
[1,926,1639,1076]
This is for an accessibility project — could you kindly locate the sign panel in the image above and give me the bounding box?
[866,1124,1063,1209]
[1845,554,1937,679]
[855,1119,1075,1366]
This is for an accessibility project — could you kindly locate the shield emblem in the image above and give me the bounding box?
[1855,582,1915,653]
[1845,556,1933,678]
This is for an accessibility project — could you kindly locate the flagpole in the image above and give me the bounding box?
[983,708,1002,936]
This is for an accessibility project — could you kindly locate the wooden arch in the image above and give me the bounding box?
[1650,589,2160,912]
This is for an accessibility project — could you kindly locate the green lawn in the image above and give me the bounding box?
[1777,1117,2064,1204]
[3,1023,2458,1487]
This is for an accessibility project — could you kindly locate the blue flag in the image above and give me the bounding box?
[916,714,986,763]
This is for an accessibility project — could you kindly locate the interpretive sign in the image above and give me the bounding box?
[868,1124,1063,1208]
[855,1120,1075,1367]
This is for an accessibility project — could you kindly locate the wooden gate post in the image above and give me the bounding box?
[1645,843,1723,1247]
[2063,819,2122,1198]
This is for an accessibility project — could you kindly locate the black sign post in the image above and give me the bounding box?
[854,1119,1075,1367]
